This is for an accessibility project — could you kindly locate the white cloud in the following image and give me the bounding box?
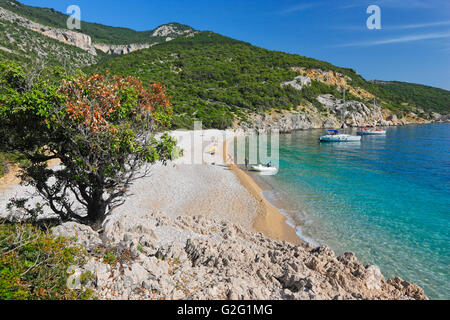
[388,21,450,30]
[279,2,321,15]
[333,20,450,31]
[334,32,450,47]
[339,0,450,10]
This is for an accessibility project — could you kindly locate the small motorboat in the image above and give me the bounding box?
[319,130,361,142]
[250,164,278,173]
[357,126,386,135]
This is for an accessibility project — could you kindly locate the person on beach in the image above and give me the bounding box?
[245,157,249,170]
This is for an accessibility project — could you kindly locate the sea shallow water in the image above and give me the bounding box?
[251,123,449,299]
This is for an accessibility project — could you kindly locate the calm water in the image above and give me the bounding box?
[254,123,449,299]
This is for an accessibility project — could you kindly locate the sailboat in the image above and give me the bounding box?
[357,126,386,135]
[357,99,387,136]
[320,88,361,142]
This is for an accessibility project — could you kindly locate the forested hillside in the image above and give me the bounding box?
[370,80,450,114]
[87,31,349,128]
[85,31,450,128]
[0,0,192,44]
[0,19,99,68]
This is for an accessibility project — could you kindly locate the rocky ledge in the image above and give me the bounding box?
[239,94,448,133]
[0,7,97,55]
[94,43,155,55]
[52,209,427,300]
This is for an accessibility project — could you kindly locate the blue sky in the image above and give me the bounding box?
[21,0,450,89]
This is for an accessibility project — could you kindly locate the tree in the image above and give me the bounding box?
[0,61,177,228]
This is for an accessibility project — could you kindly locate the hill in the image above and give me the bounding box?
[85,31,450,129]
[0,18,99,68]
[370,80,450,114]
[0,0,448,130]
[0,0,193,45]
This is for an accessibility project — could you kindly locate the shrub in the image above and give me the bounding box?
[0,62,177,228]
[0,221,95,300]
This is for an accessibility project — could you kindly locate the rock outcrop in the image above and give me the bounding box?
[0,8,195,57]
[281,75,311,90]
[94,43,154,55]
[239,93,441,133]
[57,210,427,300]
[292,67,375,100]
[52,222,102,251]
[0,7,97,55]
[152,24,193,37]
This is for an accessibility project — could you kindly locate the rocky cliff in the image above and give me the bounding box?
[0,7,97,55]
[239,96,436,133]
[94,43,154,55]
[0,7,196,57]
[239,69,445,133]
[50,209,427,300]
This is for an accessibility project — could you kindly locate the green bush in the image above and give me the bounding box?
[0,222,95,300]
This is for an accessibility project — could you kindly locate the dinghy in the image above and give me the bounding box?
[250,164,278,173]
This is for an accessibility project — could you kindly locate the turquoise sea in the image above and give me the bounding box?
[251,123,449,299]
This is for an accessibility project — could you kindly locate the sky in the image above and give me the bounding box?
[20,0,450,90]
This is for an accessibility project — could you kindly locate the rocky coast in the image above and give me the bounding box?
[0,130,428,300]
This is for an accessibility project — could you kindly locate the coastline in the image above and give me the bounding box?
[0,128,430,300]
[222,137,303,245]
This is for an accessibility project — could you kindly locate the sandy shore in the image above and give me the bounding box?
[0,129,301,245]
[0,165,21,193]
[222,138,302,245]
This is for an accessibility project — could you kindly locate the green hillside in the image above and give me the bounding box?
[0,0,192,44]
[370,81,450,114]
[0,19,99,68]
[85,32,336,128]
[85,31,450,128]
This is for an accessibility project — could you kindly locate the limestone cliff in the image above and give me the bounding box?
[0,7,97,55]
[292,67,375,100]
[0,7,195,57]
[94,43,154,55]
[239,67,446,133]
[239,94,438,133]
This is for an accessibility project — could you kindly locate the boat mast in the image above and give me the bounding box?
[342,87,346,129]
[373,97,376,127]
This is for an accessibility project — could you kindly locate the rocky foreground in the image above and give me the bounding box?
[52,209,427,300]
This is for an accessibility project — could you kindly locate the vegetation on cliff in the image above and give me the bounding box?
[0,19,99,68]
[0,0,192,45]
[85,32,356,128]
[85,31,449,128]
[371,80,450,114]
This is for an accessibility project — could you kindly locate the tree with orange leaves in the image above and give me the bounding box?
[0,62,177,228]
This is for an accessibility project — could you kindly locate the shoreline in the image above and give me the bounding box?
[0,129,431,300]
[223,137,303,245]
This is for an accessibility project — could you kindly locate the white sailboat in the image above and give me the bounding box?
[320,129,362,142]
[320,88,361,142]
[357,126,386,135]
[357,99,387,135]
